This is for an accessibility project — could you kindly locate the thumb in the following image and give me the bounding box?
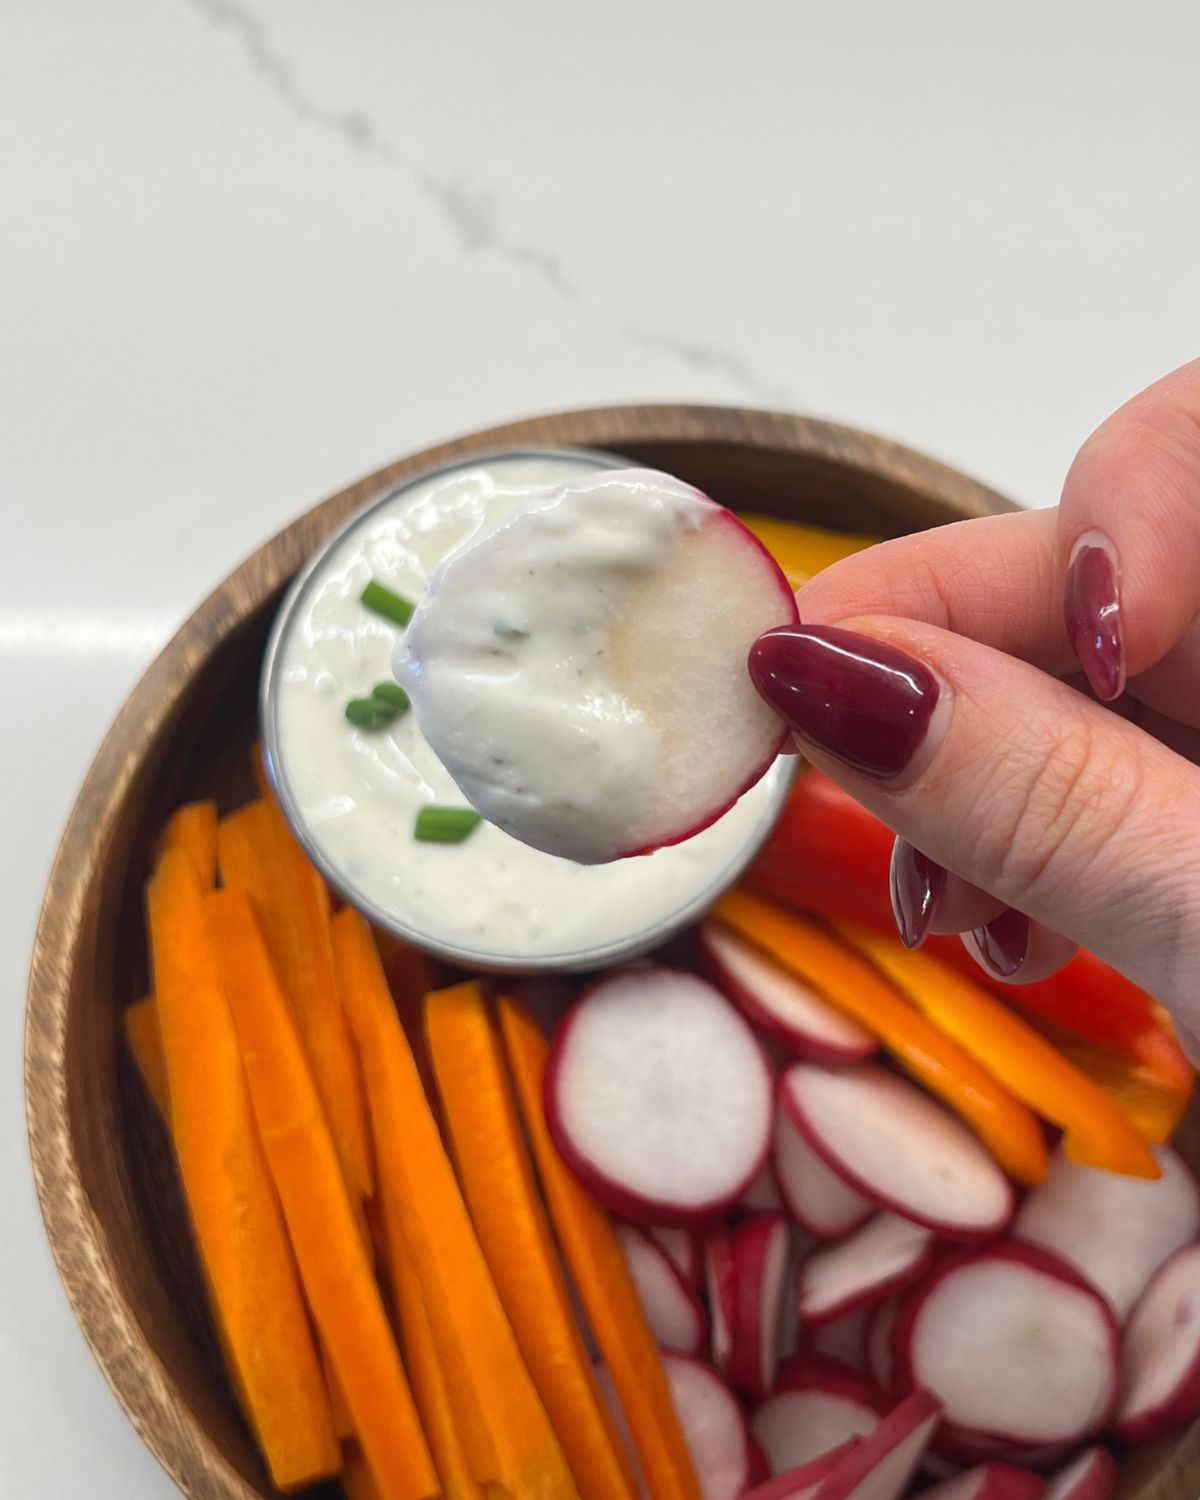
[748,618,1200,1030]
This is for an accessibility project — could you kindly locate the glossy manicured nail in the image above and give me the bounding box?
[968,907,1031,980]
[1064,531,1124,702]
[749,625,942,780]
[890,839,946,949]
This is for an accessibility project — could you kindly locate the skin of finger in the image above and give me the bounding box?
[1059,357,1200,674]
[796,613,1200,1019]
[960,920,1079,987]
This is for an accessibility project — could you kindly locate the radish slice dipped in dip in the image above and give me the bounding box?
[395,468,797,863]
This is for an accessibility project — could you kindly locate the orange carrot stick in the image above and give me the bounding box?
[221,796,373,1205]
[497,996,703,1500]
[342,1444,385,1500]
[330,908,578,1500]
[427,983,639,1500]
[123,995,170,1119]
[156,800,218,886]
[713,891,1049,1185]
[204,891,436,1500]
[147,851,340,1493]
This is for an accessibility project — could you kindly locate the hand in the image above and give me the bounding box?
[749,360,1200,1059]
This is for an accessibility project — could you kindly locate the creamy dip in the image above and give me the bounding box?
[268,451,787,967]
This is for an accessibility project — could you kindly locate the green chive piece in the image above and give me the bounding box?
[414,806,483,844]
[361,578,416,626]
[371,681,410,713]
[345,697,394,729]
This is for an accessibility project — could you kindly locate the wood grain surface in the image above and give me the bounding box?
[25,405,1190,1500]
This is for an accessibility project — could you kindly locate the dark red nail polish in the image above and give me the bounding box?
[970,907,1031,979]
[890,839,946,948]
[749,625,941,779]
[1064,541,1124,702]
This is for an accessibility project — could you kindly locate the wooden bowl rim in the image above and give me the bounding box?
[23,403,1012,1497]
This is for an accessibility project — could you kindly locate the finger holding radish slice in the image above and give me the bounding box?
[918,1462,1046,1500]
[546,969,774,1225]
[1038,1449,1117,1500]
[752,1356,882,1474]
[700,922,876,1064]
[727,1214,792,1398]
[774,1101,874,1240]
[395,468,798,864]
[616,1225,708,1355]
[1012,1145,1200,1318]
[811,1390,942,1500]
[895,1244,1118,1451]
[1113,1242,1200,1444]
[798,1213,937,1327]
[780,1064,1014,1240]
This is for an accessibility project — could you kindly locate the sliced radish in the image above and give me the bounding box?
[700,921,876,1064]
[744,1439,864,1500]
[727,1214,792,1398]
[809,1307,871,1372]
[646,1224,703,1288]
[1114,1241,1200,1444]
[662,1352,753,1500]
[706,1228,738,1372]
[918,1461,1046,1500]
[896,1243,1118,1448]
[775,1100,874,1240]
[616,1224,708,1355]
[777,1228,814,1364]
[546,969,774,1224]
[752,1356,882,1474]
[812,1389,942,1500]
[930,1431,1075,1474]
[1012,1144,1200,1317]
[863,1298,902,1393]
[798,1212,937,1326]
[781,1064,1013,1240]
[398,467,797,863]
[748,1437,773,1486]
[741,1160,787,1215]
[1040,1449,1117,1500]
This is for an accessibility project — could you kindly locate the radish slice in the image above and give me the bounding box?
[748,1437,773,1486]
[812,1389,942,1500]
[896,1243,1118,1448]
[741,1160,787,1215]
[397,467,797,863]
[1039,1449,1117,1500]
[919,1462,1046,1500]
[809,1307,871,1372]
[1012,1144,1200,1317]
[781,1064,1014,1240]
[744,1439,864,1500]
[777,1228,814,1364]
[727,1214,792,1398]
[1114,1241,1200,1444]
[662,1352,753,1500]
[863,1298,902,1392]
[798,1213,937,1326]
[547,969,774,1224]
[616,1224,708,1355]
[775,1100,874,1240]
[646,1224,703,1288]
[700,922,876,1064]
[752,1356,881,1474]
[929,1429,1075,1473]
[706,1229,737,1372]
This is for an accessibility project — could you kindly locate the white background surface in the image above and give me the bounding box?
[4,1,1200,1491]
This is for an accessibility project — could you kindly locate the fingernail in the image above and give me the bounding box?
[749,625,942,779]
[968,907,1031,979]
[1064,531,1125,702]
[890,839,946,949]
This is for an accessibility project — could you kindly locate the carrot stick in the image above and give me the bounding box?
[329,908,578,1500]
[155,800,218,886]
[204,891,436,1500]
[342,1444,385,1500]
[713,890,1049,1185]
[497,996,703,1500]
[220,796,373,1206]
[427,983,639,1500]
[146,850,340,1493]
[123,995,170,1119]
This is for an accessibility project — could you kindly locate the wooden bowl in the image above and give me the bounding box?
[24,405,1197,1500]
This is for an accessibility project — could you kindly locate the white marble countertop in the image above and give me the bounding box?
[5,1,1200,1491]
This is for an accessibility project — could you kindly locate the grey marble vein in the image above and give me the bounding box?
[633,330,790,406]
[187,0,577,299]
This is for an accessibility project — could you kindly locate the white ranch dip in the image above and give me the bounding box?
[269,451,786,967]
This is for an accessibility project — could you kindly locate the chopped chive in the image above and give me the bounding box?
[371,681,410,713]
[361,578,415,626]
[345,697,395,729]
[414,805,483,844]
